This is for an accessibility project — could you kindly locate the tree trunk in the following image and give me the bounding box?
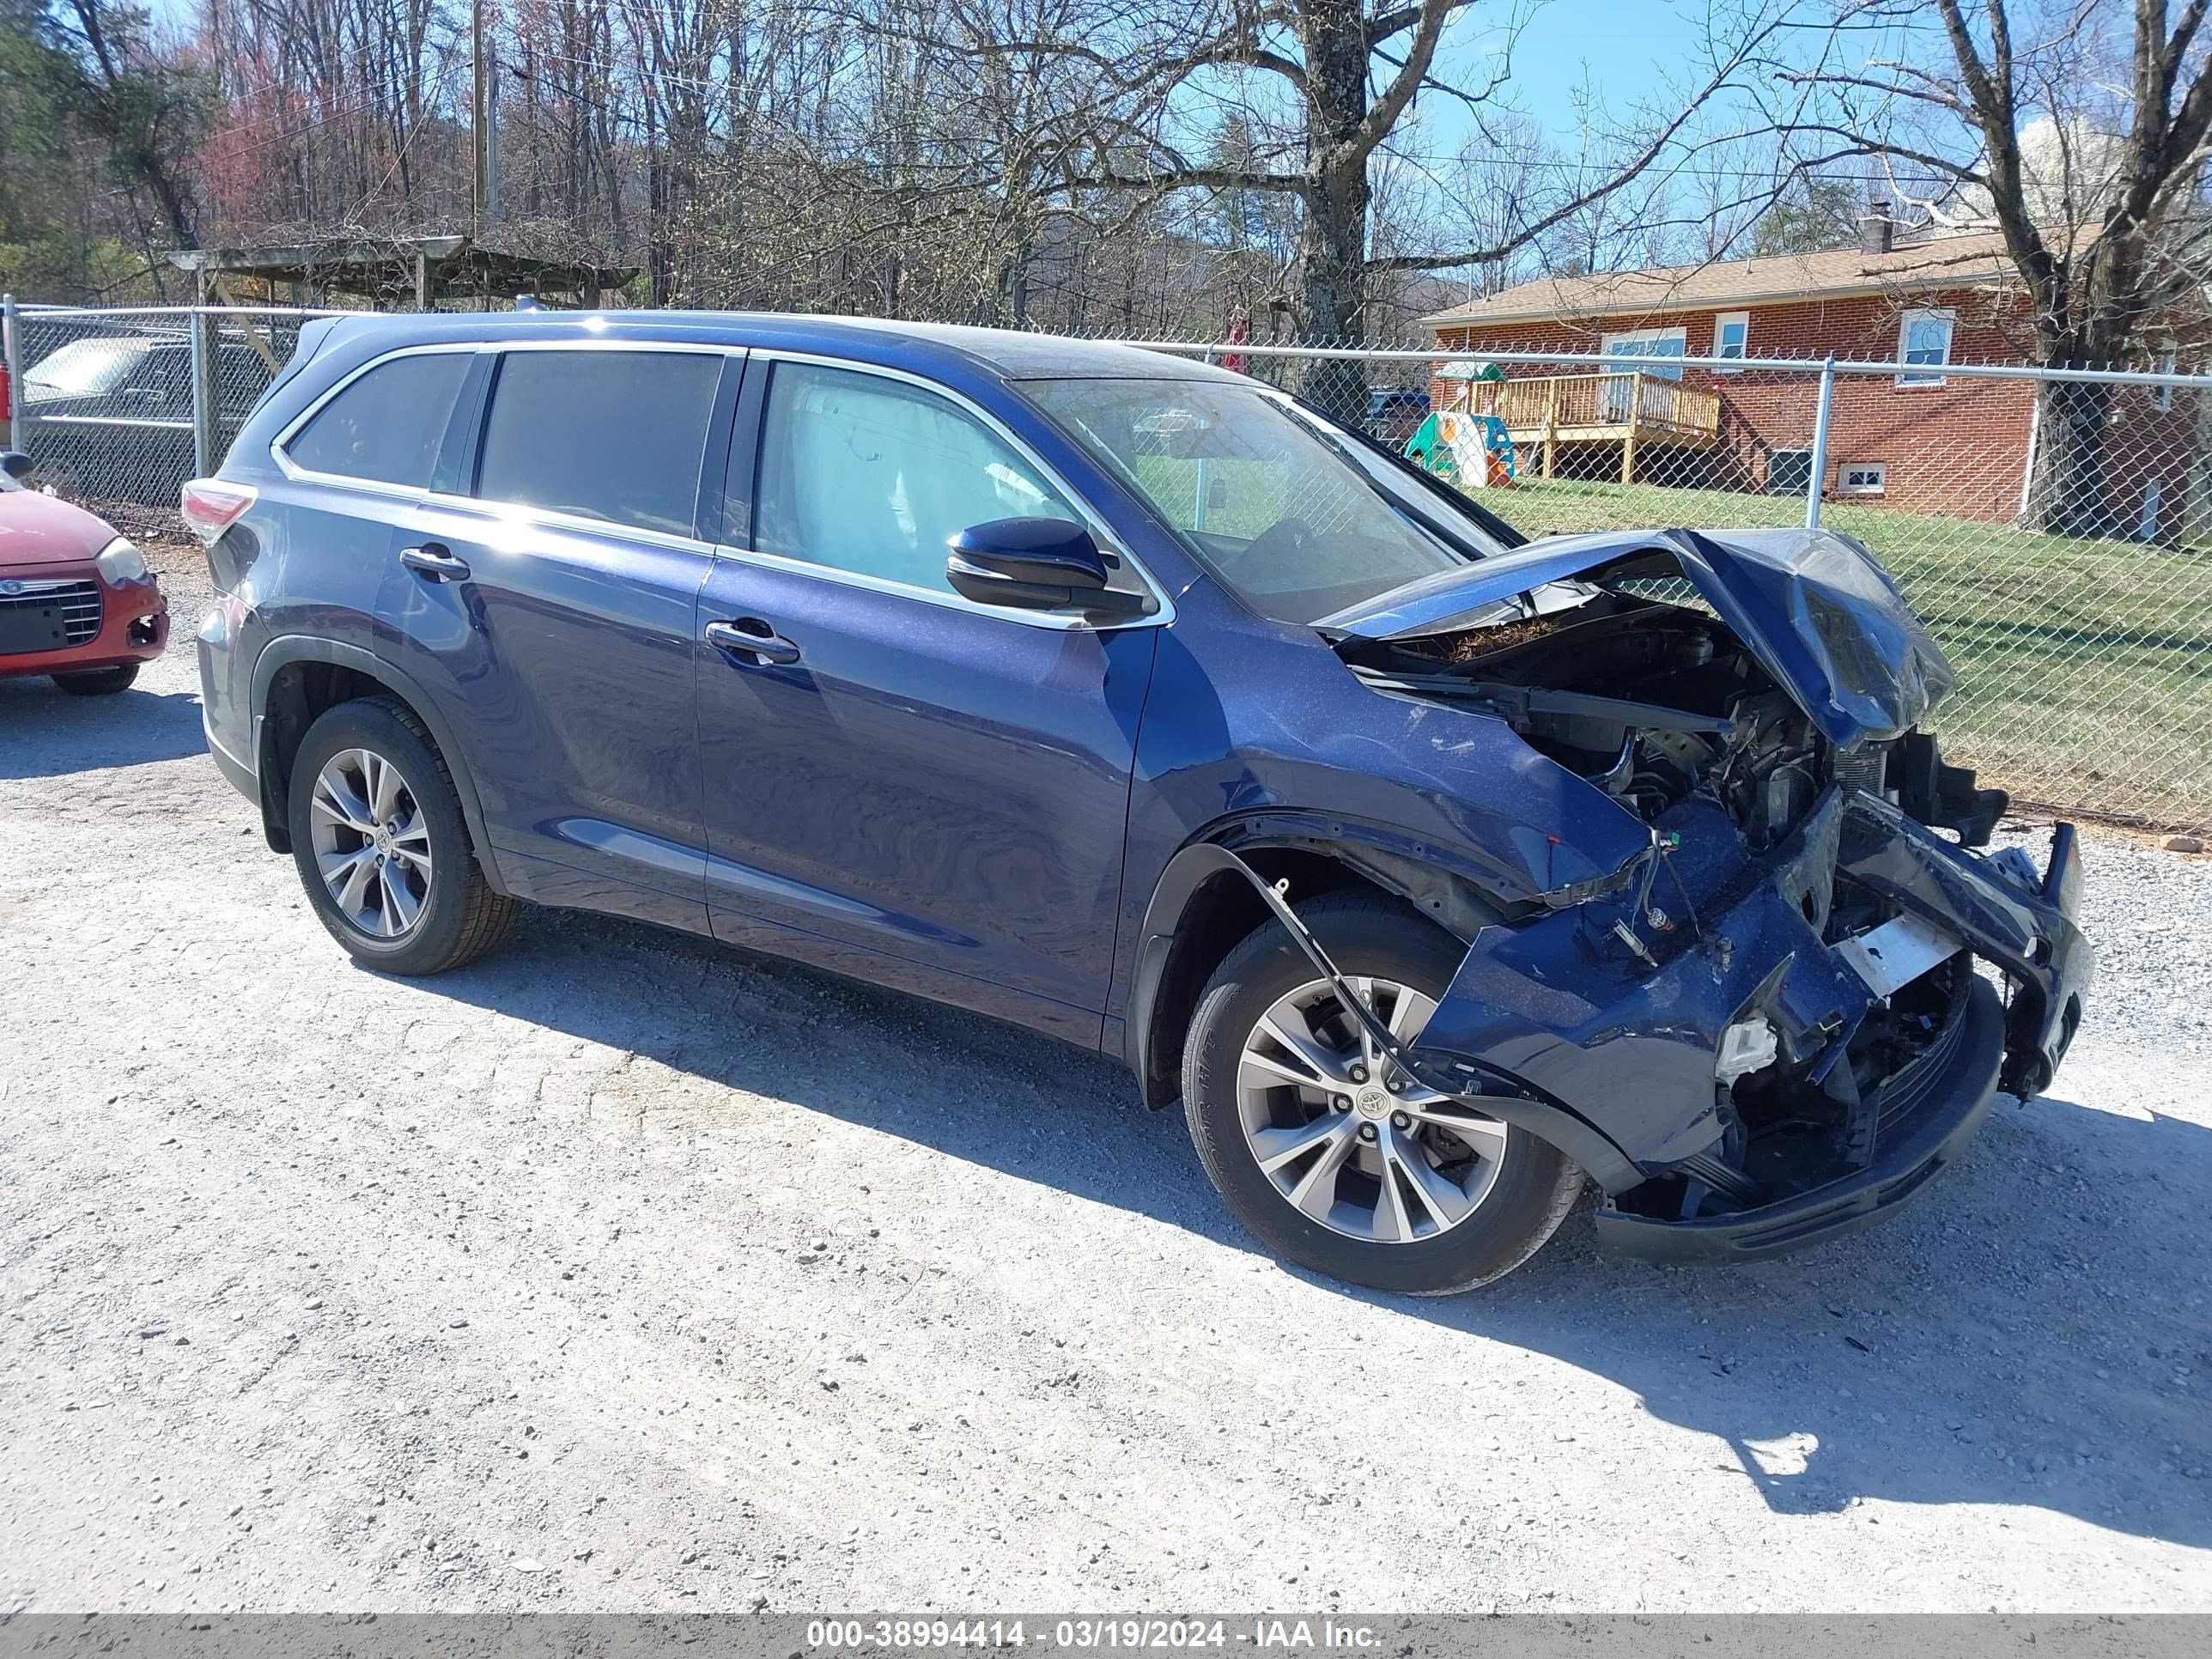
[2030,378,2118,536]
[2029,319,2129,536]
[1293,0,1375,423]
[1297,164,1369,420]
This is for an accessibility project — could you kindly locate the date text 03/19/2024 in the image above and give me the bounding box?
[804,1621,1388,1652]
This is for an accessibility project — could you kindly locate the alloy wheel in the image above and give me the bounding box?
[308,747,434,939]
[1235,975,1509,1245]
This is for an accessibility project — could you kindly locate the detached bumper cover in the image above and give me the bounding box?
[1407,786,2092,1261]
[1593,975,2004,1261]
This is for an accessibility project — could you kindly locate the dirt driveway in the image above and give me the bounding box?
[2,546,2208,1612]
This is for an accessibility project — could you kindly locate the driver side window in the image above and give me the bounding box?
[754,362,1080,594]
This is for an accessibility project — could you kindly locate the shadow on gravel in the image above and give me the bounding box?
[0,678,205,779]
[408,905,2211,1553]
[1413,1092,2212,1551]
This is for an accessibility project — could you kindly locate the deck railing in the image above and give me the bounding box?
[1450,370,1724,483]
[1466,371,1723,441]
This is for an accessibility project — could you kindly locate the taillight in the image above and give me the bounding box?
[180,477,257,544]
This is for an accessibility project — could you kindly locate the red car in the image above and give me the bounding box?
[0,450,168,694]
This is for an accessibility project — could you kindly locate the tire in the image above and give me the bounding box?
[52,664,139,696]
[286,695,519,975]
[1182,891,1584,1295]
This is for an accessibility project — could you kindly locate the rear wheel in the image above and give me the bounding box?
[287,696,518,975]
[52,665,138,696]
[1182,893,1584,1294]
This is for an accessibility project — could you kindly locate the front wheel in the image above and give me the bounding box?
[1182,893,1584,1294]
[286,696,518,975]
[52,665,138,696]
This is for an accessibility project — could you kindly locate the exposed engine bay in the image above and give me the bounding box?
[1337,586,2008,851]
[1292,527,2089,1258]
[1329,574,2046,1231]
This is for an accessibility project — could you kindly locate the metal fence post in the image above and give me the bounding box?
[1804,355,1837,529]
[189,300,219,477]
[2,293,19,453]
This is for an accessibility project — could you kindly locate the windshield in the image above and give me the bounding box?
[1026,376,1505,624]
[24,337,150,398]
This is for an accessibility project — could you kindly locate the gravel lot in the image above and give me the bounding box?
[2,542,2209,1613]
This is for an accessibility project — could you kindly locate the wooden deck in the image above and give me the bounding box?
[1457,372,1723,482]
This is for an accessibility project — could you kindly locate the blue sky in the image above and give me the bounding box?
[1416,0,1713,152]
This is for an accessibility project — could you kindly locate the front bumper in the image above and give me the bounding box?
[1407,786,2091,1262]
[0,565,167,678]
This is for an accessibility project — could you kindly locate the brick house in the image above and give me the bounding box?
[1420,221,2200,536]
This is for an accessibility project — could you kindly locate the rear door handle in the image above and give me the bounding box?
[705,617,801,665]
[399,543,471,583]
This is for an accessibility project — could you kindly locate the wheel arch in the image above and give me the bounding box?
[1124,825,1644,1192]
[250,636,506,893]
[1124,815,1516,1108]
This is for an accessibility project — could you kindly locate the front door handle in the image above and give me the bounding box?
[400,543,471,583]
[705,617,801,665]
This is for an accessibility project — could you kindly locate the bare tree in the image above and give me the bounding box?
[54,0,210,253]
[939,0,1799,410]
[1772,0,2212,530]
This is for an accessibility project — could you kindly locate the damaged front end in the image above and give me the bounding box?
[1297,526,2094,1261]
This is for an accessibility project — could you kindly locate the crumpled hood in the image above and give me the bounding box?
[1316,526,1957,748]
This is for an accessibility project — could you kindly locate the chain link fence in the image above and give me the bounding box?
[1,301,334,508]
[5,299,2209,833]
[1119,338,2212,836]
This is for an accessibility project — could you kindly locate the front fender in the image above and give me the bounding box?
[1123,815,1504,1087]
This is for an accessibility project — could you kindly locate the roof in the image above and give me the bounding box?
[312,309,1243,383]
[1423,228,2021,329]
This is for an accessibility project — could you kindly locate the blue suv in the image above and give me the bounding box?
[187,312,2091,1292]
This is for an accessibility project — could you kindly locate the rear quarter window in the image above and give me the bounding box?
[284,352,473,488]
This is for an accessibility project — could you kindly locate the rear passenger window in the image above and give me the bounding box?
[285,352,471,487]
[475,349,720,538]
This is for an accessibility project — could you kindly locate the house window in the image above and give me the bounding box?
[1768,449,1814,495]
[1897,309,1954,386]
[2154,349,2178,412]
[1839,463,1887,495]
[1600,326,1686,422]
[1600,326,1688,380]
[1713,312,1749,368]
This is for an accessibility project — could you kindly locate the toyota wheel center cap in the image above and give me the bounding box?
[1355,1085,1391,1121]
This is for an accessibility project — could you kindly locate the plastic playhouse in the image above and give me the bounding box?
[1404,359,1518,489]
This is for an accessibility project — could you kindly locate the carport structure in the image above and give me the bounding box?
[166,234,636,313]
[146,236,638,476]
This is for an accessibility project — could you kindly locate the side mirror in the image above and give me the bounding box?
[945,518,1152,617]
[0,452,31,481]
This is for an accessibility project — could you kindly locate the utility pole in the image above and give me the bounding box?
[471,0,493,240]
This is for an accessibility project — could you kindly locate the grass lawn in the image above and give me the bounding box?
[1469,477,2212,829]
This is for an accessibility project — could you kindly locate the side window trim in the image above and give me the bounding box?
[693,351,750,549]
[720,349,771,551]
[428,350,495,498]
[272,343,484,495]
[719,349,1171,631]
